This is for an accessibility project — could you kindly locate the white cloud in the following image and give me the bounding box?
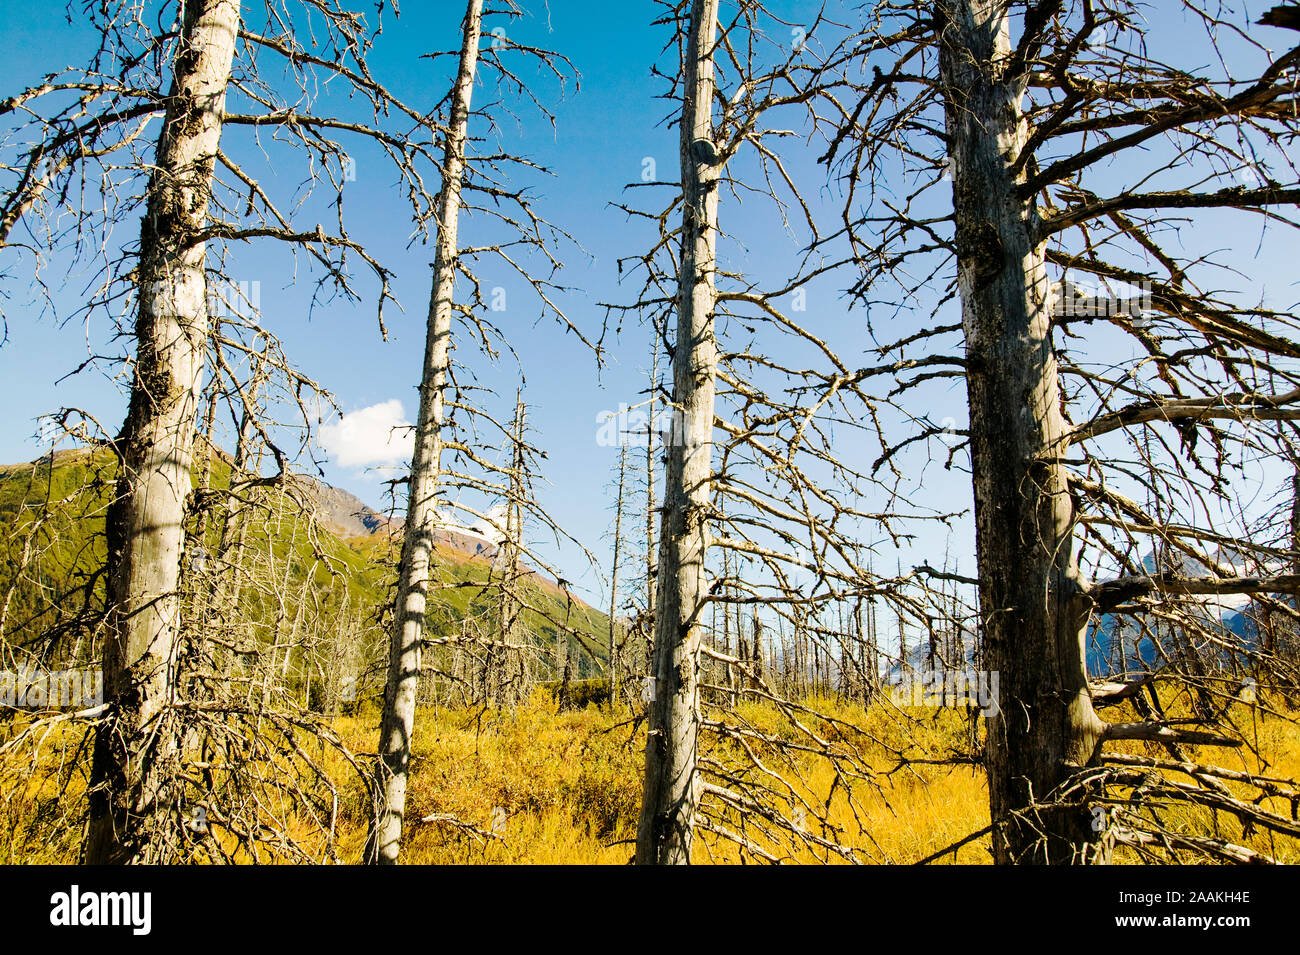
[474,503,509,545]
[320,399,414,470]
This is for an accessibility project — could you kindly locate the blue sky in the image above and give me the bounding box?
[0,0,689,606]
[1,0,1298,616]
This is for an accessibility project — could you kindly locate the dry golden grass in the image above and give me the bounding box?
[330,689,643,864]
[2,686,1297,864]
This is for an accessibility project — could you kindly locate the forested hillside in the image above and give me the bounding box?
[0,449,611,715]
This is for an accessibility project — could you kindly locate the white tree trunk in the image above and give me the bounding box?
[609,443,627,705]
[368,0,482,865]
[87,0,240,865]
[635,0,721,865]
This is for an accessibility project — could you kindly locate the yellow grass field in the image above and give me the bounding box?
[2,688,1297,864]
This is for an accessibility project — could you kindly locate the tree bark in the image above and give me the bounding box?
[498,392,526,707]
[88,0,240,865]
[635,0,721,866]
[609,443,627,705]
[644,344,659,674]
[367,0,482,865]
[1291,462,1300,574]
[937,0,1105,864]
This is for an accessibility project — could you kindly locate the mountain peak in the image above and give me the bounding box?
[289,474,392,539]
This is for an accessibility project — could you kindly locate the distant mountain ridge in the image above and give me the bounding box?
[290,475,508,563]
[0,449,610,671]
[292,476,392,538]
[7,448,582,609]
[1086,548,1264,675]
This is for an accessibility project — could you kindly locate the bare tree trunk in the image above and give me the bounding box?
[87,0,240,865]
[1292,462,1300,573]
[1284,458,1300,695]
[555,624,568,684]
[937,0,1104,864]
[897,604,907,680]
[778,616,790,695]
[635,0,721,866]
[719,493,736,706]
[796,615,805,696]
[609,443,627,706]
[838,601,848,701]
[500,393,526,707]
[644,343,659,673]
[852,600,864,706]
[867,599,881,707]
[367,0,482,866]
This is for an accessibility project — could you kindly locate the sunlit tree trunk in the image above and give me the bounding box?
[87,0,241,865]
[608,443,627,705]
[643,346,659,684]
[498,393,526,707]
[368,0,482,865]
[635,0,722,865]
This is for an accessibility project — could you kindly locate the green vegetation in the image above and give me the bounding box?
[0,449,610,691]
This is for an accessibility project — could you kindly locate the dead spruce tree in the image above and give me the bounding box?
[619,340,661,704]
[607,441,629,706]
[367,0,595,863]
[491,390,530,706]
[86,0,242,865]
[822,0,1300,863]
[607,0,969,864]
[367,0,484,867]
[0,0,457,863]
[632,0,723,864]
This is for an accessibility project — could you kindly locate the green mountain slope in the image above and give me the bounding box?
[0,449,609,685]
